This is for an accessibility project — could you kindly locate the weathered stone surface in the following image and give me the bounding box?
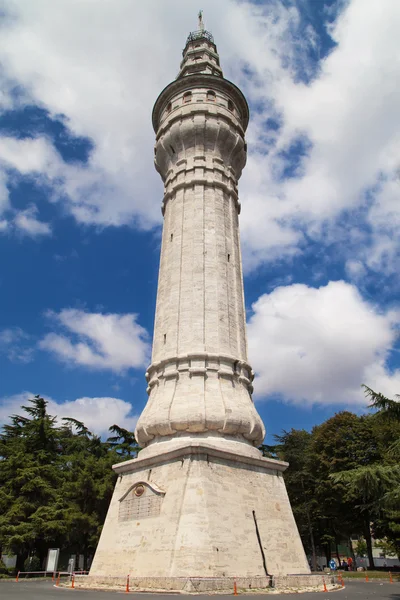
[90,25,309,586]
[75,573,336,593]
[90,447,309,578]
[135,29,264,451]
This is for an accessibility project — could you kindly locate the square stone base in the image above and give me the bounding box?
[75,574,333,593]
[90,443,310,579]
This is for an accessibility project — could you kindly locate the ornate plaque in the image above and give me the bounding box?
[119,482,164,521]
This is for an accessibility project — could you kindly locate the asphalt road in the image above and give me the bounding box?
[0,579,399,600]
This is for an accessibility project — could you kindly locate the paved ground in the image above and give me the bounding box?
[0,578,399,599]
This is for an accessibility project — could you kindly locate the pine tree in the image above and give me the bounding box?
[0,397,131,570]
[0,397,67,569]
[107,424,140,458]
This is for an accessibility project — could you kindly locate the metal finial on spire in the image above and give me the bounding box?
[186,11,214,45]
[198,10,204,31]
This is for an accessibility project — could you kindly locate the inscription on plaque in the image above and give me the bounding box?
[119,483,164,521]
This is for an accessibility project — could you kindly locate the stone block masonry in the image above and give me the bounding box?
[89,19,310,587]
[75,574,336,593]
[90,445,309,578]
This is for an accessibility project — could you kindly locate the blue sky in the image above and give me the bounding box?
[0,0,399,443]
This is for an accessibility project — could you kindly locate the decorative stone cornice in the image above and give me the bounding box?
[162,155,240,187]
[113,442,288,475]
[135,349,264,447]
[154,108,247,182]
[152,74,249,132]
[145,352,254,394]
[156,104,246,140]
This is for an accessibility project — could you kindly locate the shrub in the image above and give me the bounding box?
[23,556,42,572]
[0,559,14,577]
[0,559,8,574]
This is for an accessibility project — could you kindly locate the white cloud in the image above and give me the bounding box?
[239,0,400,271]
[0,0,397,272]
[0,327,33,362]
[345,259,367,282]
[14,205,51,237]
[247,281,400,406]
[39,309,150,373]
[0,170,10,217]
[0,136,55,234]
[0,0,316,237]
[361,176,400,274]
[0,136,57,174]
[0,0,182,229]
[0,391,139,436]
[0,328,18,345]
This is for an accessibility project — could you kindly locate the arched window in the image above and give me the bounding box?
[228,100,234,112]
[166,101,172,114]
[207,90,216,102]
[183,91,192,103]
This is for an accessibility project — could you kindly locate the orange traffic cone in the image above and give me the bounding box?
[233,579,238,596]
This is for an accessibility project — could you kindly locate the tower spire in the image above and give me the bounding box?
[177,14,222,79]
[198,9,204,31]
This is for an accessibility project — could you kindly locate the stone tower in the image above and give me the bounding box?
[90,16,310,584]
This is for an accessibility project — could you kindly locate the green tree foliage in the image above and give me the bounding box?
[354,538,367,557]
[276,401,400,568]
[274,429,321,570]
[374,537,399,558]
[275,418,363,566]
[0,396,67,569]
[364,385,400,420]
[310,411,382,568]
[107,424,140,458]
[0,396,139,570]
[331,386,400,561]
[276,388,400,568]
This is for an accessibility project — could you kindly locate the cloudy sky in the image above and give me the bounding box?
[0,0,399,442]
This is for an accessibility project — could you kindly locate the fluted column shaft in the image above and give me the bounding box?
[135,72,265,449]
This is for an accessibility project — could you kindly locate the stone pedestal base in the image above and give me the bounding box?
[75,574,334,593]
[90,442,310,579]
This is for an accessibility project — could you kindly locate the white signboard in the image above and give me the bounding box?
[1,554,17,568]
[46,548,59,573]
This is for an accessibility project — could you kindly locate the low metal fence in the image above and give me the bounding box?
[15,570,70,583]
